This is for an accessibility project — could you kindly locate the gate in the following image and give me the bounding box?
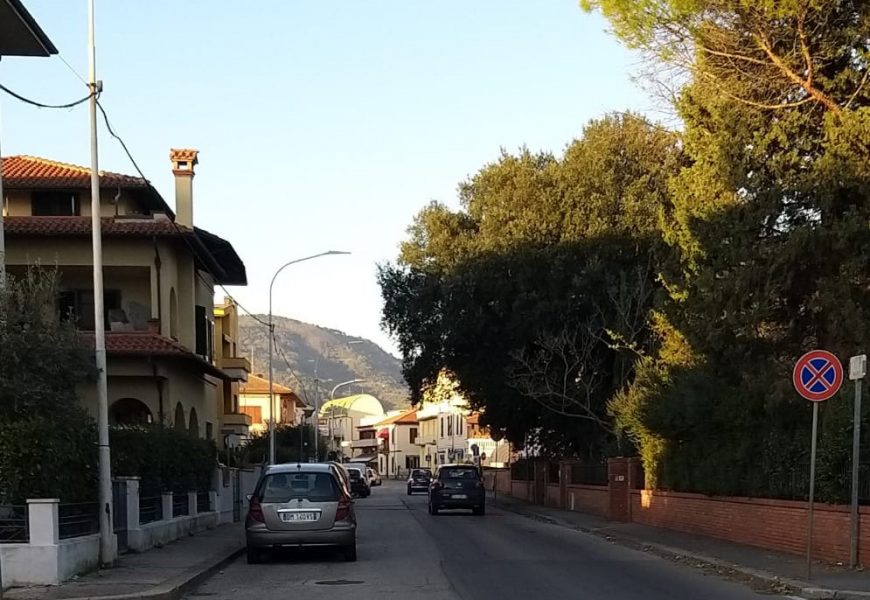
[112,480,128,552]
[232,470,241,522]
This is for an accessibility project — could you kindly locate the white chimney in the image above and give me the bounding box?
[169,148,199,227]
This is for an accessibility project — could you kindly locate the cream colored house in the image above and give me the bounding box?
[238,374,305,437]
[213,299,252,444]
[1,151,247,440]
[319,394,385,461]
[414,371,470,467]
[370,408,419,478]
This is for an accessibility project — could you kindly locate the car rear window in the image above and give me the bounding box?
[348,469,363,480]
[440,468,479,480]
[257,472,339,503]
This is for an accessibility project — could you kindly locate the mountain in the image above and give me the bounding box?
[238,315,408,411]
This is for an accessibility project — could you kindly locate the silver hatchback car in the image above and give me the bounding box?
[245,463,357,563]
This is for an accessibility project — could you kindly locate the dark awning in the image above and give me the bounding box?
[0,0,57,56]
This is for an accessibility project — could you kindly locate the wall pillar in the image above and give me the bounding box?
[188,491,197,516]
[559,461,574,510]
[608,458,630,522]
[162,492,173,520]
[27,499,59,545]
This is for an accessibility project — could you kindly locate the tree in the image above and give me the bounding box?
[243,424,325,465]
[0,269,97,503]
[588,0,870,498]
[381,112,680,458]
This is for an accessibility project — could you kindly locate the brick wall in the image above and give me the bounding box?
[566,485,609,518]
[630,489,870,565]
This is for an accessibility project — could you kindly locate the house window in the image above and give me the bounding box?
[195,305,214,361]
[409,427,418,445]
[441,417,444,438]
[59,289,121,330]
[32,191,79,216]
[205,422,214,440]
[360,430,376,440]
[242,405,263,424]
[447,415,453,436]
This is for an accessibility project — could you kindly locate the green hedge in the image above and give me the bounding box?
[111,426,217,496]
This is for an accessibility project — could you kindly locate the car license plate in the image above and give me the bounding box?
[451,494,467,499]
[281,512,317,522]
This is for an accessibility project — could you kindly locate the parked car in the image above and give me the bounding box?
[346,466,371,498]
[366,467,382,487]
[245,463,357,564]
[428,464,485,515]
[328,461,352,497]
[407,468,432,495]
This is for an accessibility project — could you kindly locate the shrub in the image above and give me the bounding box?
[111,426,217,495]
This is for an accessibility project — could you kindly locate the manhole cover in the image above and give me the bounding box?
[315,580,364,586]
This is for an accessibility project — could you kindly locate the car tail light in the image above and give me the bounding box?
[248,496,265,523]
[336,495,353,521]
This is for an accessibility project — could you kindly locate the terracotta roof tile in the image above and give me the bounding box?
[3,216,190,237]
[80,332,192,356]
[79,332,226,378]
[376,408,418,426]
[1,155,148,189]
[241,374,295,396]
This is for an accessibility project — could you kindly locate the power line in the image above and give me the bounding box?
[271,329,312,406]
[96,100,149,183]
[0,82,93,109]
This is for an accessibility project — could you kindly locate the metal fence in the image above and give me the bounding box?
[172,494,189,518]
[0,506,28,543]
[571,463,609,486]
[139,496,163,525]
[59,502,99,539]
[511,460,534,481]
[196,491,210,514]
[547,462,560,484]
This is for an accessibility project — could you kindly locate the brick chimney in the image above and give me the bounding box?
[169,148,199,227]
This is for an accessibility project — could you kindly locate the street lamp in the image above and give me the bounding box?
[268,251,350,465]
[329,378,365,457]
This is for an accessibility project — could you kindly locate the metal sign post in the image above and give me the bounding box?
[850,354,867,568]
[793,349,844,580]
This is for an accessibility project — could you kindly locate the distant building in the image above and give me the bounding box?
[319,394,385,461]
[239,374,305,437]
[213,299,252,445]
[466,412,510,468]
[414,371,470,467]
[364,408,419,477]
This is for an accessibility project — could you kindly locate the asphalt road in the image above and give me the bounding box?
[188,480,786,600]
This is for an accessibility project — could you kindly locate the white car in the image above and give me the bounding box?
[366,467,382,487]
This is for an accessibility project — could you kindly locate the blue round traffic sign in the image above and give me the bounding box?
[793,350,843,402]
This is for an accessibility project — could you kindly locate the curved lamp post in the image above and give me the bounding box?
[268,251,350,464]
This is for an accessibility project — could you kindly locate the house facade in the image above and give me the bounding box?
[320,394,385,461]
[466,412,510,468]
[415,398,470,467]
[372,408,419,477]
[213,299,252,445]
[238,374,305,437]
[1,151,246,439]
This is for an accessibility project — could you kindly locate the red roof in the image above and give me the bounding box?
[241,374,294,396]
[3,216,190,237]
[2,155,148,189]
[79,332,225,378]
[376,408,418,426]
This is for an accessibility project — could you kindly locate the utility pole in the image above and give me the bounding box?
[88,0,114,567]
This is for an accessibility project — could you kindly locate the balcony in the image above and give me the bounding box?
[351,438,379,449]
[220,356,251,381]
[222,412,252,435]
[415,435,435,447]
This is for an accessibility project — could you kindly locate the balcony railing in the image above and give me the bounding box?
[220,356,251,381]
[351,438,379,449]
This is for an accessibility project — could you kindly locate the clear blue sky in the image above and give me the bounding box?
[2,1,649,355]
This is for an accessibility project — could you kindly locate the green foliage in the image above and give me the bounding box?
[381,113,679,458]
[590,0,870,500]
[0,269,98,503]
[111,426,217,495]
[242,424,326,465]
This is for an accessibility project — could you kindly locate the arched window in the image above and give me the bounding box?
[174,403,185,432]
[109,398,152,426]
[169,287,178,339]
[188,407,199,438]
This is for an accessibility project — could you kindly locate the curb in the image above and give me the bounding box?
[489,495,870,600]
[10,545,245,600]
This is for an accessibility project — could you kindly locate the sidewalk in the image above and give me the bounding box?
[6,523,243,600]
[488,490,870,600]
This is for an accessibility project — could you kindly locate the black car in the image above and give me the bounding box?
[347,467,371,498]
[407,468,432,495]
[428,464,485,515]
